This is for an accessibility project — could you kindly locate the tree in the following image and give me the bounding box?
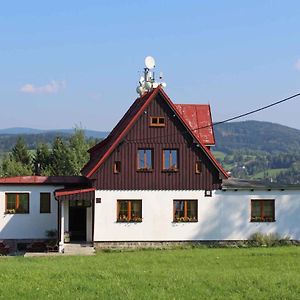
[33,143,52,175]
[50,137,72,176]
[68,129,90,175]
[1,154,32,177]
[11,137,31,165]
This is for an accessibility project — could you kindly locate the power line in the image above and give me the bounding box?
[125,91,300,143]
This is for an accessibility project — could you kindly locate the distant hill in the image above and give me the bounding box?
[0,128,109,153]
[214,121,300,153]
[0,127,109,139]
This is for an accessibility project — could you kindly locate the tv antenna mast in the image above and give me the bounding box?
[136,56,166,97]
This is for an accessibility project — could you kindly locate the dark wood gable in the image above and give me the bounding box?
[90,92,223,190]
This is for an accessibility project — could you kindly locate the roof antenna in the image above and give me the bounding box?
[136,56,166,97]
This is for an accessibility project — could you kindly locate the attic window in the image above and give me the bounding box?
[113,161,121,174]
[150,116,165,127]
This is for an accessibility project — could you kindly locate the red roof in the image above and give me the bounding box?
[175,104,215,145]
[0,176,89,185]
[54,187,95,197]
[82,86,228,178]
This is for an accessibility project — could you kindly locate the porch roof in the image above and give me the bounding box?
[54,187,95,201]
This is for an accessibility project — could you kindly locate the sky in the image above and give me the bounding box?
[1,0,300,131]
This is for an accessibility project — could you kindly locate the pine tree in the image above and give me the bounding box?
[1,154,33,177]
[68,129,90,175]
[33,143,52,175]
[11,137,31,165]
[50,137,71,176]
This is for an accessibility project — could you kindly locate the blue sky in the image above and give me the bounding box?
[1,1,300,130]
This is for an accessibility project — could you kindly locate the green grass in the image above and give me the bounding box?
[1,247,300,299]
[252,168,288,179]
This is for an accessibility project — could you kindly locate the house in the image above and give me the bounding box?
[1,86,300,253]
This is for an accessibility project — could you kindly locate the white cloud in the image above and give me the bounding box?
[20,80,66,94]
[295,59,300,71]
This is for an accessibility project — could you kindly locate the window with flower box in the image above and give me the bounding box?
[137,149,153,171]
[163,149,178,171]
[117,200,142,222]
[5,193,29,214]
[251,199,275,222]
[173,200,198,222]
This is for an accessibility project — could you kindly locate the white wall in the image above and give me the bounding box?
[0,185,59,239]
[94,189,300,241]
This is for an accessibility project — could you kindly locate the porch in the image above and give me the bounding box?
[54,187,95,253]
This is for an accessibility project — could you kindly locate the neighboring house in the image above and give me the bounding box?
[1,86,300,252]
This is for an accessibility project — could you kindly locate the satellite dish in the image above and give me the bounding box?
[145,56,155,69]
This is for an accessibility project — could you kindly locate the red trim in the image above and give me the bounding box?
[0,176,89,185]
[55,187,96,197]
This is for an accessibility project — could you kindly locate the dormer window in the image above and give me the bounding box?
[150,116,165,127]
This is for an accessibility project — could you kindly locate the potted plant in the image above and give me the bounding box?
[64,232,70,243]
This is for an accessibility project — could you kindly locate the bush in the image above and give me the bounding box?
[248,232,291,247]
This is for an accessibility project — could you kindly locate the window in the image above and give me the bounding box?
[117,200,142,222]
[5,193,29,214]
[150,116,165,127]
[113,161,121,174]
[40,192,51,213]
[163,149,178,171]
[251,200,275,222]
[173,200,198,222]
[137,149,153,171]
[204,190,212,197]
[195,161,202,174]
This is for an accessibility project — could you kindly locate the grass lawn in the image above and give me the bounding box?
[252,168,288,180]
[1,247,300,299]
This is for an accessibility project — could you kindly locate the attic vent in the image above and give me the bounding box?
[150,117,165,127]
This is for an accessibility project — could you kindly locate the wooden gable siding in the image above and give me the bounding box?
[91,94,222,190]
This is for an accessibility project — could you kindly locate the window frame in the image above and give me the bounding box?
[195,161,202,174]
[137,148,153,172]
[113,161,121,174]
[173,200,198,222]
[150,116,165,127]
[5,193,30,214]
[162,149,179,172]
[40,192,51,214]
[117,200,142,222]
[250,199,275,222]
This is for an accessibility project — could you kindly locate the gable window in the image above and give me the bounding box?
[163,149,178,171]
[173,200,198,222]
[195,161,202,174]
[117,200,142,222]
[113,161,121,174]
[150,116,165,127]
[40,192,51,213]
[251,200,275,222]
[5,193,29,214]
[137,149,153,171]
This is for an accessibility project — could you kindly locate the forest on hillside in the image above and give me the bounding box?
[213,121,300,184]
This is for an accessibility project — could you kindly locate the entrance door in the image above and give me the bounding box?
[69,205,87,241]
